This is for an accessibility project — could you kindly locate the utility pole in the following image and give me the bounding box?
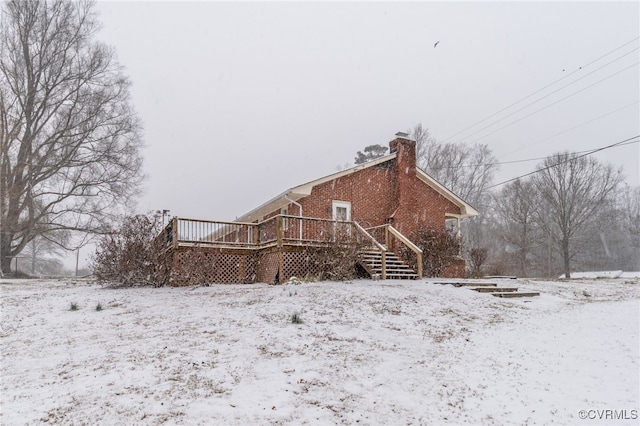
[548,229,552,278]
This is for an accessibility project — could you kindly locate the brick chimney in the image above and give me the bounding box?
[389,132,417,177]
[389,132,418,236]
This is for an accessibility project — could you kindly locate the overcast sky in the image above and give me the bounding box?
[94,1,639,223]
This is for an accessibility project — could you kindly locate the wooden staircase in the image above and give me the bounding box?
[357,249,419,280]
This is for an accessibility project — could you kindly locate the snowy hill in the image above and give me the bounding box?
[1,277,638,425]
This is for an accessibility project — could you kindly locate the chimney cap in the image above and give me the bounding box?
[395,131,415,141]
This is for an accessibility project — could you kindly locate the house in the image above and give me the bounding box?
[162,132,478,285]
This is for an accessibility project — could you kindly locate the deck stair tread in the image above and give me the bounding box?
[357,250,418,280]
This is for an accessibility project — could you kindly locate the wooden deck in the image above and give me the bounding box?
[161,215,424,284]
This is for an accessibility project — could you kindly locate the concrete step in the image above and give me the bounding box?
[473,287,518,293]
[434,282,497,287]
[432,280,541,299]
[492,292,540,298]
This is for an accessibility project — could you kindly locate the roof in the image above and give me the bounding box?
[416,169,479,218]
[235,153,478,223]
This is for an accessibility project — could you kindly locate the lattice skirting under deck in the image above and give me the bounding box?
[166,246,331,286]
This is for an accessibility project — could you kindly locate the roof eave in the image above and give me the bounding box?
[416,169,479,218]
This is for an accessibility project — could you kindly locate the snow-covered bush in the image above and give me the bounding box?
[91,214,167,287]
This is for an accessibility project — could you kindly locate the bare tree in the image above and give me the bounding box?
[410,123,498,250]
[409,123,436,167]
[411,124,496,203]
[0,0,143,274]
[621,185,640,248]
[416,138,497,206]
[532,152,623,278]
[23,232,68,276]
[493,179,541,277]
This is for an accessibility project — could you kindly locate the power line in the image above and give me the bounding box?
[495,139,639,167]
[425,102,639,170]
[463,61,639,145]
[433,133,639,170]
[486,135,640,190]
[443,36,640,142]
[457,51,639,143]
[499,101,639,160]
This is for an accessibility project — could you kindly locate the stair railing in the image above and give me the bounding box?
[353,221,387,280]
[386,225,423,279]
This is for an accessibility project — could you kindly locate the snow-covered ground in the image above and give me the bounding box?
[1,277,638,425]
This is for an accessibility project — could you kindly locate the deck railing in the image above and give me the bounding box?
[163,215,362,249]
[164,216,420,278]
[163,217,258,248]
[165,215,399,249]
[366,224,423,279]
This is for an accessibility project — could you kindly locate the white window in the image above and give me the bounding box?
[332,201,351,239]
[332,201,351,222]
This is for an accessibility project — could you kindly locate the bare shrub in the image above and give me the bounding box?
[91,214,166,287]
[468,247,489,278]
[314,225,362,281]
[406,226,462,277]
[484,260,510,277]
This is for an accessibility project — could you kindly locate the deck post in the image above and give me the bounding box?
[416,252,423,279]
[172,217,178,250]
[381,251,386,280]
[252,223,259,245]
[384,225,390,250]
[277,215,284,284]
[277,216,284,248]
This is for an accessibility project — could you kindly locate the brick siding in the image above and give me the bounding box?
[264,137,462,239]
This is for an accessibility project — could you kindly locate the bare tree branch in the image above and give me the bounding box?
[532,152,624,278]
[0,0,143,273]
